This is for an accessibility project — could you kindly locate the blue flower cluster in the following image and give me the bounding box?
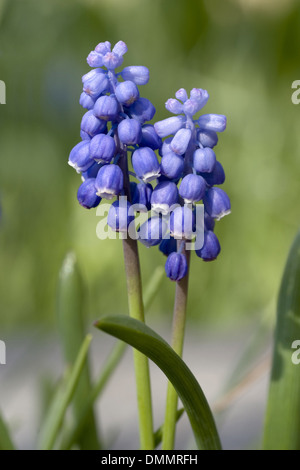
[154,88,231,278]
[69,41,231,282]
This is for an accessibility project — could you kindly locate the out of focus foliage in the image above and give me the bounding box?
[0,0,300,328]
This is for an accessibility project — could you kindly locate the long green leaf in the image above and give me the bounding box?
[263,230,300,450]
[38,334,92,450]
[57,252,99,449]
[94,315,221,450]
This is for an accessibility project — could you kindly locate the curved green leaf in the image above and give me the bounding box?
[94,315,221,450]
[263,230,300,450]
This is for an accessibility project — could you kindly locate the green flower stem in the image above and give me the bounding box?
[122,236,154,450]
[162,244,191,450]
[116,133,154,450]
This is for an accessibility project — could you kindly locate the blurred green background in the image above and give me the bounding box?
[0,0,300,330]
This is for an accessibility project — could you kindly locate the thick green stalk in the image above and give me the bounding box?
[122,237,154,450]
[162,246,190,450]
[263,230,300,450]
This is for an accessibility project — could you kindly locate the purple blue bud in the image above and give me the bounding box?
[170,128,192,155]
[112,40,128,57]
[95,164,124,199]
[90,133,116,163]
[151,181,179,215]
[170,206,195,240]
[190,88,209,109]
[159,237,177,257]
[115,80,139,106]
[121,66,149,85]
[198,129,218,148]
[128,97,156,124]
[160,152,184,180]
[183,99,201,116]
[80,130,91,141]
[131,182,153,211]
[204,212,215,232]
[195,230,221,261]
[82,69,109,99]
[102,52,123,70]
[93,95,119,121]
[107,199,134,232]
[201,161,225,186]
[132,147,160,182]
[165,98,183,114]
[79,92,95,110]
[140,125,162,150]
[193,147,216,173]
[87,51,104,68]
[175,88,188,102]
[198,114,227,132]
[179,174,206,203]
[95,41,111,55]
[81,110,107,138]
[77,178,101,209]
[138,217,168,247]
[165,252,188,281]
[118,118,142,145]
[81,161,102,181]
[154,116,186,138]
[68,141,94,173]
[203,187,231,220]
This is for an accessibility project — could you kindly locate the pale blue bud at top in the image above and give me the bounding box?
[151,181,179,215]
[159,237,177,257]
[87,51,104,68]
[90,133,116,163]
[160,152,184,180]
[132,147,160,182]
[190,88,209,109]
[160,137,173,156]
[77,178,101,209]
[115,80,139,106]
[95,164,124,199]
[196,230,221,261]
[183,99,201,116]
[95,41,111,54]
[82,69,109,99]
[131,182,152,211]
[102,52,123,70]
[68,141,94,173]
[121,66,149,85]
[165,98,183,114]
[138,217,168,247]
[140,125,162,150]
[154,116,186,138]
[165,252,188,281]
[129,98,156,124]
[203,187,231,220]
[175,88,188,102]
[118,119,142,145]
[80,130,91,141]
[107,199,134,232]
[198,114,227,132]
[201,161,225,186]
[93,95,119,121]
[170,128,192,155]
[170,206,195,240]
[79,92,95,110]
[81,110,107,138]
[193,147,216,173]
[204,212,215,232]
[179,174,206,203]
[112,40,128,57]
[198,129,218,148]
[81,161,102,181]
